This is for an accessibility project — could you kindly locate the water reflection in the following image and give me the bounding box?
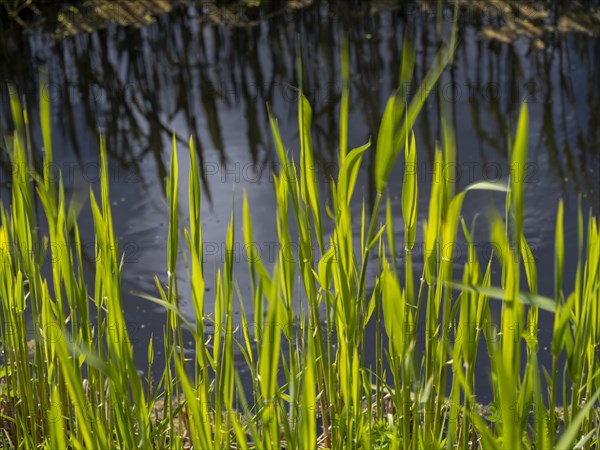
[1,3,598,203]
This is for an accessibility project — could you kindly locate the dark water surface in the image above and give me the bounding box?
[1,1,599,403]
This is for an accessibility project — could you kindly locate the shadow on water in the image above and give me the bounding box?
[1,0,599,402]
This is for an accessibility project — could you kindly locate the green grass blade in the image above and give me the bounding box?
[555,390,600,449]
[447,281,556,312]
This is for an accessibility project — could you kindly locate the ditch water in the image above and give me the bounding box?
[1,1,599,405]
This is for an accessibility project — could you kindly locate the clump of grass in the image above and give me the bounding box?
[1,22,600,450]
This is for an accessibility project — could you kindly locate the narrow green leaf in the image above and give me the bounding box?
[447,281,556,313]
[555,390,600,449]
